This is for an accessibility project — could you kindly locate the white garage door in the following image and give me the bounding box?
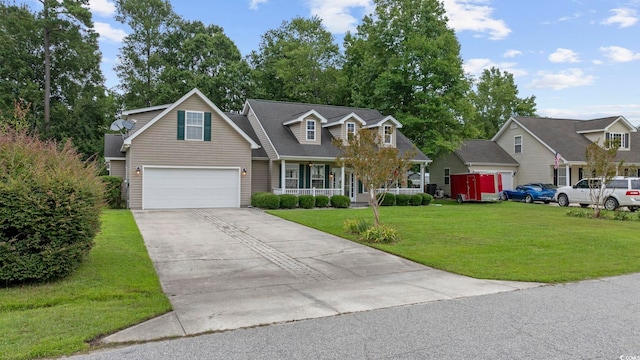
[143,167,240,209]
[499,172,513,190]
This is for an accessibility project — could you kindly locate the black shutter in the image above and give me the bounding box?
[204,112,212,141]
[177,110,185,140]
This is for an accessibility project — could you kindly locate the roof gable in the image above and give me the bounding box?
[455,139,518,165]
[123,88,259,149]
[282,109,328,126]
[365,115,403,129]
[575,116,636,134]
[323,112,367,127]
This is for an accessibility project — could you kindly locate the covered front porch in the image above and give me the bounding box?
[271,159,427,202]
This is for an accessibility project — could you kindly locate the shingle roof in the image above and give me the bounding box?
[225,113,268,158]
[513,116,640,163]
[246,99,430,161]
[104,134,125,158]
[455,139,518,165]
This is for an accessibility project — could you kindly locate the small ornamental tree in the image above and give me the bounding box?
[584,140,621,218]
[334,129,416,226]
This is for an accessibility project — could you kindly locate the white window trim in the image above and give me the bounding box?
[384,125,393,145]
[306,120,316,141]
[346,122,356,140]
[186,110,204,141]
[444,168,450,185]
[557,167,567,186]
[606,132,629,150]
[311,164,325,189]
[285,163,299,189]
[514,135,522,154]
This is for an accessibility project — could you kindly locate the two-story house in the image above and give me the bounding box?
[430,115,639,195]
[104,88,430,209]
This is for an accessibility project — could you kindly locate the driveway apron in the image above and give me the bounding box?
[103,208,541,343]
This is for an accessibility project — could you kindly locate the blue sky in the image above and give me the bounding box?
[85,0,640,124]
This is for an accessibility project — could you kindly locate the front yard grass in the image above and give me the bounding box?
[0,210,171,360]
[269,201,640,283]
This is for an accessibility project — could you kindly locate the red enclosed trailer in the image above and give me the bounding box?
[450,173,503,203]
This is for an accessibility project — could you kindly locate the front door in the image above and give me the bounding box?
[344,171,357,202]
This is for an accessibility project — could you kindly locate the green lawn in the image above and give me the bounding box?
[0,210,171,360]
[269,201,640,283]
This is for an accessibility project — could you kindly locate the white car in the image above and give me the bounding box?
[555,177,640,211]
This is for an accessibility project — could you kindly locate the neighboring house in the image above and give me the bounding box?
[431,115,640,194]
[430,139,518,196]
[104,88,430,209]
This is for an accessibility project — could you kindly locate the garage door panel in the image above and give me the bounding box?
[143,167,240,209]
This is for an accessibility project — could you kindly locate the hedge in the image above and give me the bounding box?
[410,194,423,206]
[0,130,103,284]
[378,193,396,206]
[330,195,351,208]
[315,195,330,208]
[279,194,298,209]
[102,176,125,209]
[251,192,280,209]
[298,195,315,209]
[420,193,433,205]
[396,194,411,206]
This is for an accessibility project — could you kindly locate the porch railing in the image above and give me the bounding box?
[376,188,422,195]
[273,188,343,197]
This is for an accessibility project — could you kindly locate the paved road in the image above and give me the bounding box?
[66,273,640,360]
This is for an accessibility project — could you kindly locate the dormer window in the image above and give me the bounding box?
[384,125,393,145]
[306,120,316,141]
[606,132,629,149]
[346,122,356,140]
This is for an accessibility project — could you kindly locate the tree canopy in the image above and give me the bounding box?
[249,16,347,105]
[468,67,537,139]
[344,0,474,158]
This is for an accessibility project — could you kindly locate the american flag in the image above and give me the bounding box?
[554,152,561,169]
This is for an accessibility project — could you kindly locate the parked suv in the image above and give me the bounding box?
[555,177,640,211]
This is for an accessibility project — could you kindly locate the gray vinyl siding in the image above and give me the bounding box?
[108,160,126,178]
[377,121,397,148]
[126,109,165,136]
[328,125,341,141]
[251,160,269,193]
[293,117,321,145]
[246,108,278,159]
[495,126,556,185]
[429,152,468,196]
[127,94,253,209]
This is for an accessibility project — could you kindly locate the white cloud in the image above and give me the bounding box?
[548,48,580,63]
[539,104,640,125]
[528,68,594,90]
[463,58,527,77]
[249,0,268,10]
[442,0,511,40]
[503,49,522,58]
[308,0,374,33]
[601,8,638,28]
[94,22,127,43]
[89,0,116,17]
[599,46,640,62]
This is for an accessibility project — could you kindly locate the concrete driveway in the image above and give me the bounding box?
[103,208,541,343]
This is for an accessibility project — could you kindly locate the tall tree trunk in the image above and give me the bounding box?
[43,4,51,135]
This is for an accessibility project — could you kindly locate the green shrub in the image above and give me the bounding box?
[251,192,270,207]
[102,176,124,209]
[252,192,280,209]
[330,195,351,208]
[298,195,315,209]
[360,225,400,243]
[343,218,372,234]
[613,210,630,221]
[420,193,433,205]
[378,193,396,206]
[396,194,411,206]
[0,129,103,284]
[279,194,298,209]
[410,194,423,206]
[566,208,592,218]
[315,195,330,208]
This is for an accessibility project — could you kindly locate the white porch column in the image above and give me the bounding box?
[280,159,286,191]
[565,164,570,186]
[420,163,426,192]
[341,166,345,196]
